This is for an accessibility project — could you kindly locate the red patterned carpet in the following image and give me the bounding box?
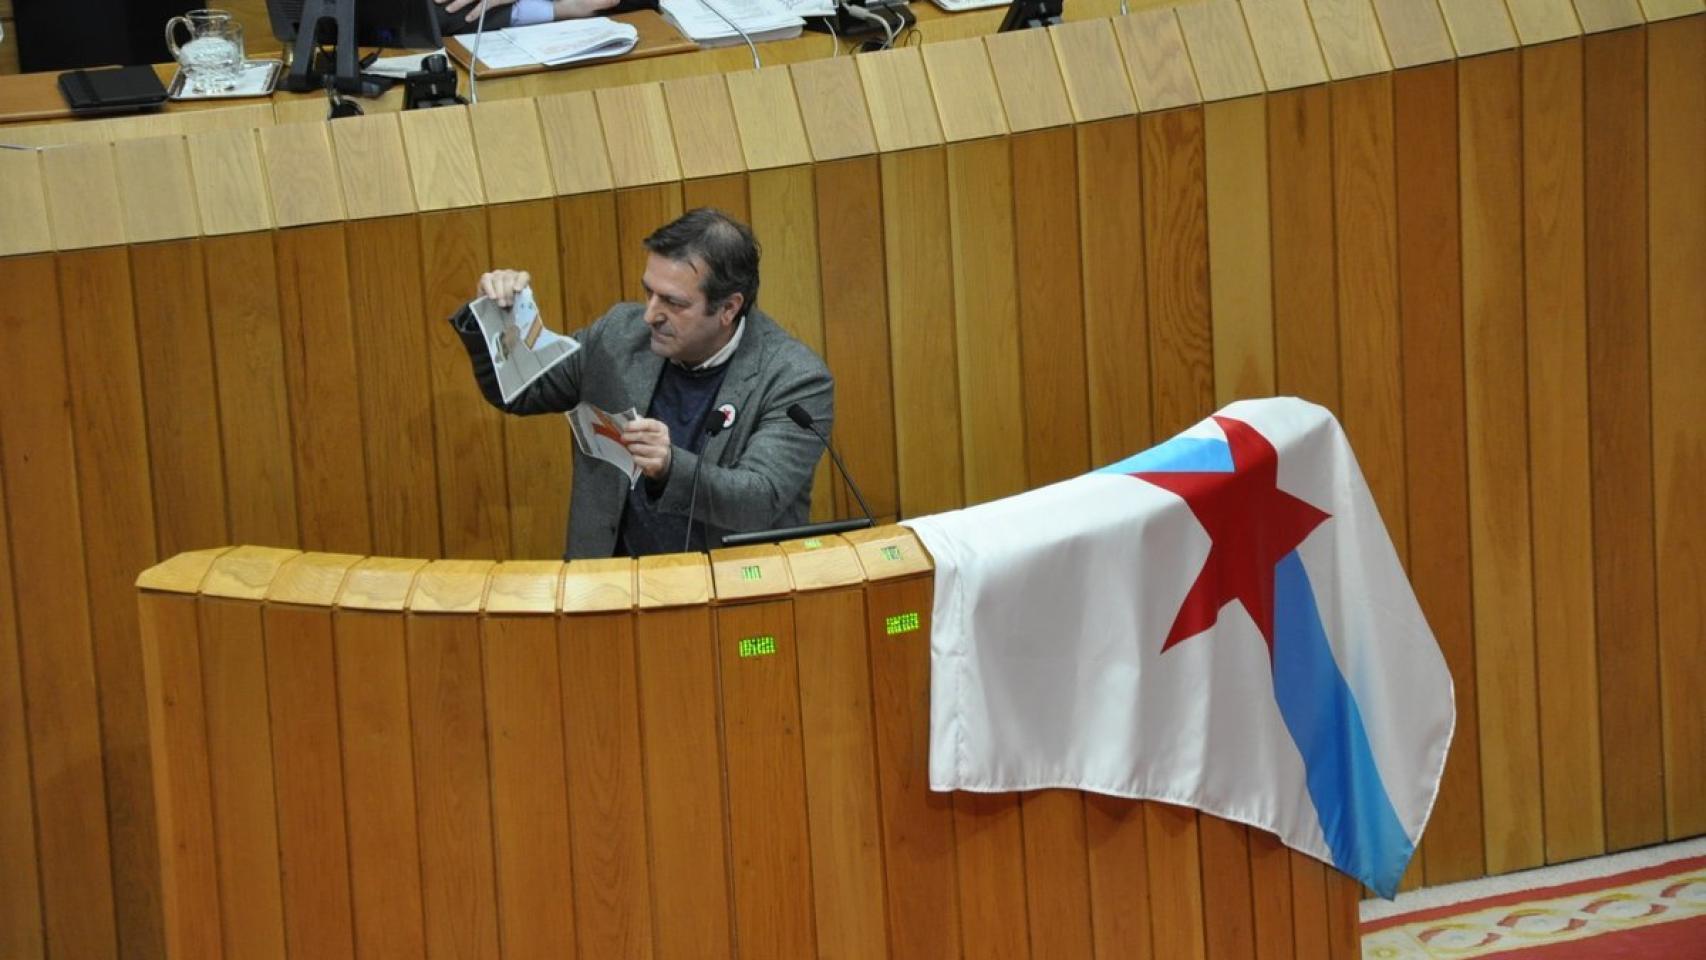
[1361,843,1706,958]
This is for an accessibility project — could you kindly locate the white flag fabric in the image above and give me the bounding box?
[903,397,1454,898]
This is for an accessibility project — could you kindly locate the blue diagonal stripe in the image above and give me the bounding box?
[1272,551,1415,898]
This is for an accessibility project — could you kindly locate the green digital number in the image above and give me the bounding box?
[741,564,762,581]
[739,635,777,658]
[880,545,902,562]
[885,611,920,635]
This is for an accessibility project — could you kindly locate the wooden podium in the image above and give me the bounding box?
[137,527,1361,959]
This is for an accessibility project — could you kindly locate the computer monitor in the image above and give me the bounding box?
[267,0,443,94]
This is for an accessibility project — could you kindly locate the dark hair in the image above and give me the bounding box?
[643,208,760,320]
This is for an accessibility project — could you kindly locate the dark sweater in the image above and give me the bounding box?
[616,360,732,556]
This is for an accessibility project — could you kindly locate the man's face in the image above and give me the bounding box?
[641,253,741,365]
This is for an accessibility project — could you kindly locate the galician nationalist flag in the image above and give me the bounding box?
[903,397,1454,898]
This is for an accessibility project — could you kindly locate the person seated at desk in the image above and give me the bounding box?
[449,208,836,559]
[435,0,658,30]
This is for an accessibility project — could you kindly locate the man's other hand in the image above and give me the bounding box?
[622,417,673,480]
[435,0,519,23]
[477,269,531,308]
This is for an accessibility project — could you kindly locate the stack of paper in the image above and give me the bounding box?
[659,0,804,45]
[452,18,640,70]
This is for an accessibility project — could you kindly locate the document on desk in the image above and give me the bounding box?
[658,0,804,45]
[451,18,640,69]
[467,288,581,404]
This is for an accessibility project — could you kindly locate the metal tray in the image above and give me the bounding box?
[167,59,283,101]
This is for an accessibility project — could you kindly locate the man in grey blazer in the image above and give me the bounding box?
[450,209,834,559]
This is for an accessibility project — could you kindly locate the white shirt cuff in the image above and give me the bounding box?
[508,0,556,25]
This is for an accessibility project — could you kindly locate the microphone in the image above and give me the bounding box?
[682,414,729,553]
[786,403,874,525]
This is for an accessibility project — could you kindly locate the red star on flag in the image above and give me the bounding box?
[1133,416,1330,659]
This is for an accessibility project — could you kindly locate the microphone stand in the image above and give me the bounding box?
[683,417,727,553]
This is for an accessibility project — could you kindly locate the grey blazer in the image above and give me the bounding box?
[454,301,834,559]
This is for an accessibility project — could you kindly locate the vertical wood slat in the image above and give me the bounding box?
[1140,108,1215,439]
[1520,38,1605,864]
[0,147,52,255]
[1051,19,1138,123]
[0,253,119,960]
[1146,803,1208,960]
[1371,0,1457,68]
[483,615,578,959]
[275,224,375,555]
[882,148,964,516]
[1079,116,1153,464]
[1084,796,1155,960]
[333,609,428,960]
[661,73,746,180]
[1268,85,1340,410]
[866,575,962,960]
[815,157,901,519]
[717,600,817,959]
[1204,95,1276,406]
[408,612,503,960]
[726,66,813,172]
[1459,51,1544,876]
[558,600,654,960]
[139,593,223,960]
[133,240,231,556]
[199,600,287,960]
[489,198,575,560]
[421,208,513,560]
[1175,0,1267,102]
[56,244,167,959]
[1242,0,1332,91]
[1013,126,1091,486]
[41,140,126,250]
[790,585,890,960]
[1647,13,1706,841]
[1307,0,1394,79]
[1113,7,1203,112]
[264,603,356,960]
[1248,831,1295,960]
[947,136,1028,505]
[113,135,199,244]
[985,29,1073,133]
[399,107,487,211]
[1393,61,1485,886]
[1583,26,1665,853]
[0,448,44,960]
[187,127,274,237]
[1437,0,1520,56]
[954,791,1031,960]
[1199,816,1256,960]
[1506,0,1584,44]
[204,233,300,548]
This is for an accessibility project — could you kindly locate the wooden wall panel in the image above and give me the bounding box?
[866,576,961,960]
[0,464,42,960]
[407,613,502,960]
[1084,796,1154,960]
[683,174,750,219]
[633,606,733,960]
[792,586,890,960]
[882,148,964,515]
[275,225,375,555]
[1647,14,1706,840]
[56,245,166,959]
[1078,117,1152,464]
[344,217,442,559]
[1521,38,1605,864]
[1145,803,1207,960]
[1393,61,1484,886]
[1204,96,1276,405]
[1012,127,1090,487]
[264,604,356,960]
[1583,27,1665,853]
[947,137,1028,505]
[137,593,223,960]
[815,157,900,520]
[558,608,654,960]
[717,600,817,959]
[1330,75,1408,565]
[1460,51,1544,876]
[421,209,513,560]
[1139,109,1214,438]
[334,609,428,960]
[490,199,576,560]
[1200,815,1257,960]
[483,615,578,958]
[615,183,686,300]
[559,192,627,330]
[954,791,1031,960]
[204,233,300,548]
[1289,852,1330,960]
[198,599,287,960]
[0,254,119,960]
[1267,86,1339,409]
[1248,832,1295,960]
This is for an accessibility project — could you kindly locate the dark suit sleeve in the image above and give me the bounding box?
[449,303,590,415]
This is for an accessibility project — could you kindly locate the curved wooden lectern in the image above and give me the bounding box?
[137,526,1359,960]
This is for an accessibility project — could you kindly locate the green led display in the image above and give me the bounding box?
[740,564,763,581]
[803,538,823,549]
[739,635,777,658]
[880,545,902,562]
[885,611,920,635]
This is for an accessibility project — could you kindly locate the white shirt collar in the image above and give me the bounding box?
[690,317,745,371]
